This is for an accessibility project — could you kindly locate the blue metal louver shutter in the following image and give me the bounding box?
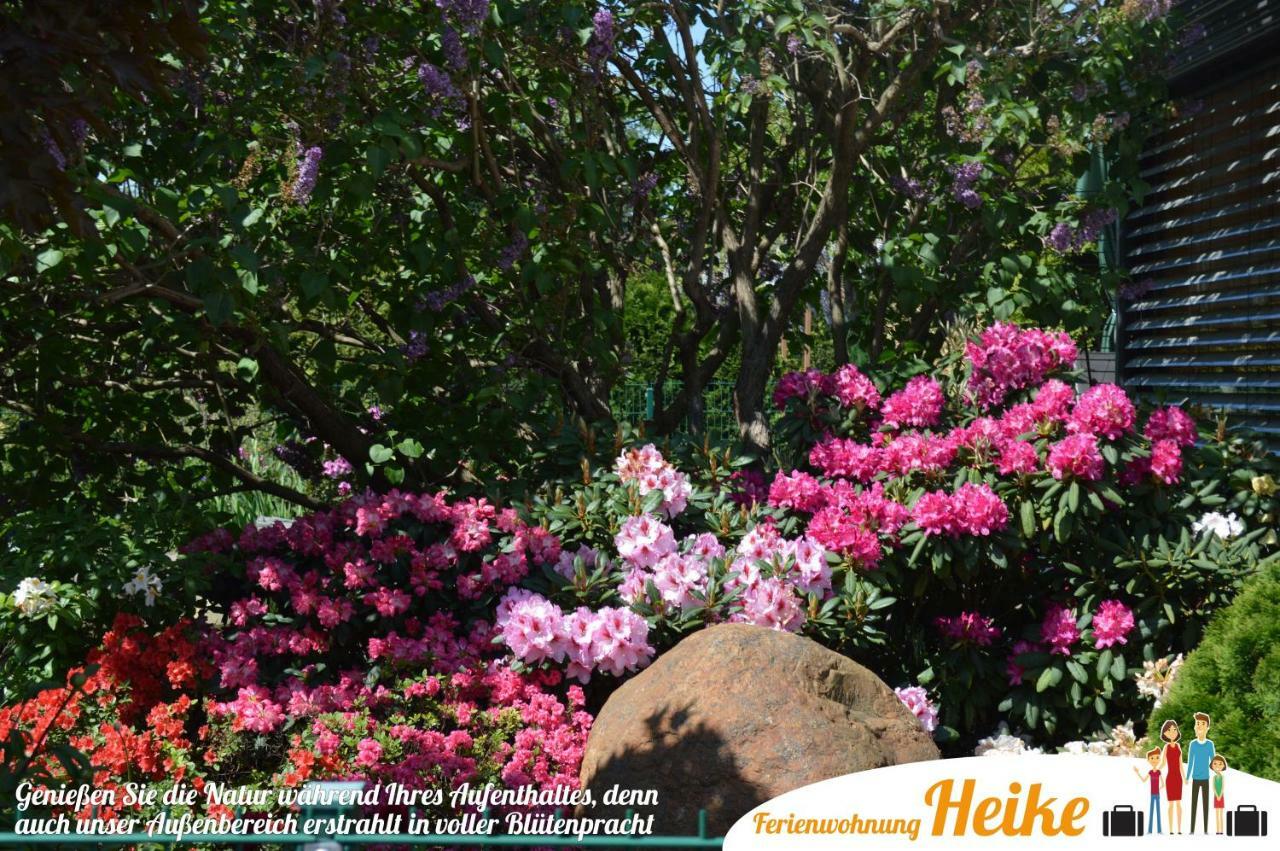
[1119,40,1280,450]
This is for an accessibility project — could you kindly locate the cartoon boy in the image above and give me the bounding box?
[1186,711,1216,834]
[1133,747,1164,834]
[1211,755,1228,835]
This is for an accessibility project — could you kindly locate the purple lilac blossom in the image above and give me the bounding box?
[292,146,323,204]
[418,62,464,116]
[41,130,67,171]
[441,25,466,71]
[587,8,615,64]
[498,233,529,270]
[402,330,428,360]
[437,0,489,35]
[890,175,929,201]
[948,161,983,209]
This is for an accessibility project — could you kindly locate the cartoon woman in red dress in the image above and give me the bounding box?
[1158,719,1184,834]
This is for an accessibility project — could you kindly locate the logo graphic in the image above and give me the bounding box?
[1102,804,1143,837]
[725,712,1280,851]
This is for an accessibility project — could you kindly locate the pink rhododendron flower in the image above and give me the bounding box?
[768,470,824,512]
[936,611,1001,646]
[1047,433,1104,481]
[1091,599,1135,648]
[880,376,944,429]
[831,363,881,410]
[894,685,939,732]
[1032,379,1076,422]
[1144,405,1197,447]
[1068,383,1135,440]
[1149,439,1183,484]
[614,515,676,568]
[1006,640,1042,686]
[953,483,1009,536]
[1040,604,1080,655]
[965,323,1077,408]
[808,438,882,481]
[773,368,834,408]
[997,440,1039,475]
[733,576,805,632]
[614,444,692,517]
[912,490,960,537]
[911,484,1006,537]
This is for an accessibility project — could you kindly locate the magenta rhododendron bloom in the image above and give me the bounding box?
[936,611,1001,646]
[1144,405,1197,447]
[997,439,1039,474]
[880,375,944,429]
[1068,383,1136,440]
[1149,439,1183,484]
[1091,599,1136,648]
[965,322,1078,408]
[1006,640,1044,685]
[894,685,940,732]
[773,367,834,408]
[831,363,881,410]
[1047,433,1105,481]
[911,483,1008,537]
[1040,604,1080,655]
[768,469,824,512]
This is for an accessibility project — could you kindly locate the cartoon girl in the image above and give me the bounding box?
[1211,754,1228,835]
[1157,719,1184,834]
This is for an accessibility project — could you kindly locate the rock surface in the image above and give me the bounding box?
[578,623,939,836]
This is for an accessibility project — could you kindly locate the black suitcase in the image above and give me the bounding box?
[1227,805,1268,837]
[1103,805,1144,837]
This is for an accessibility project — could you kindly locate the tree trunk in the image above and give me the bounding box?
[735,331,773,458]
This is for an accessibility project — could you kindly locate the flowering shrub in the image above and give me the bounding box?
[761,321,1276,744]
[5,324,1277,804]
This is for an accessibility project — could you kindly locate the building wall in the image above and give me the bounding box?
[1118,2,1280,449]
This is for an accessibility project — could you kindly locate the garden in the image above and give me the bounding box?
[2,0,1278,842]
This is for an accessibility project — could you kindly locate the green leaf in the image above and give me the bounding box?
[369,444,394,464]
[35,249,64,273]
[1036,666,1062,693]
[396,438,424,459]
[236,357,259,379]
[1020,500,1036,537]
[240,207,265,227]
[202,290,233,324]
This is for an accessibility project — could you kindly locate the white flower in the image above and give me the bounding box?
[1192,511,1244,540]
[1135,654,1184,708]
[122,565,163,607]
[12,577,57,617]
[975,722,1043,756]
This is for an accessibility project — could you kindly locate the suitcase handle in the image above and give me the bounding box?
[1236,805,1258,812]
[1112,805,1136,812]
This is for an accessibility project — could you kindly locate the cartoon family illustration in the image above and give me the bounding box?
[1133,712,1228,835]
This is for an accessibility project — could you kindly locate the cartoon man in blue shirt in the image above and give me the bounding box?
[1186,711,1216,834]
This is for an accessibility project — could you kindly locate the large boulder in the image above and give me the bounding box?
[579,623,938,835]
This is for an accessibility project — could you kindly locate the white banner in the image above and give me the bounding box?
[726,754,1277,849]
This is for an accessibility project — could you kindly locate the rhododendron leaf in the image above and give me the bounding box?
[1020,500,1036,537]
[1067,482,1080,512]
[1096,648,1114,679]
[1036,666,1062,693]
[1066,660,1088,683]
[1110,654,1127,681]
